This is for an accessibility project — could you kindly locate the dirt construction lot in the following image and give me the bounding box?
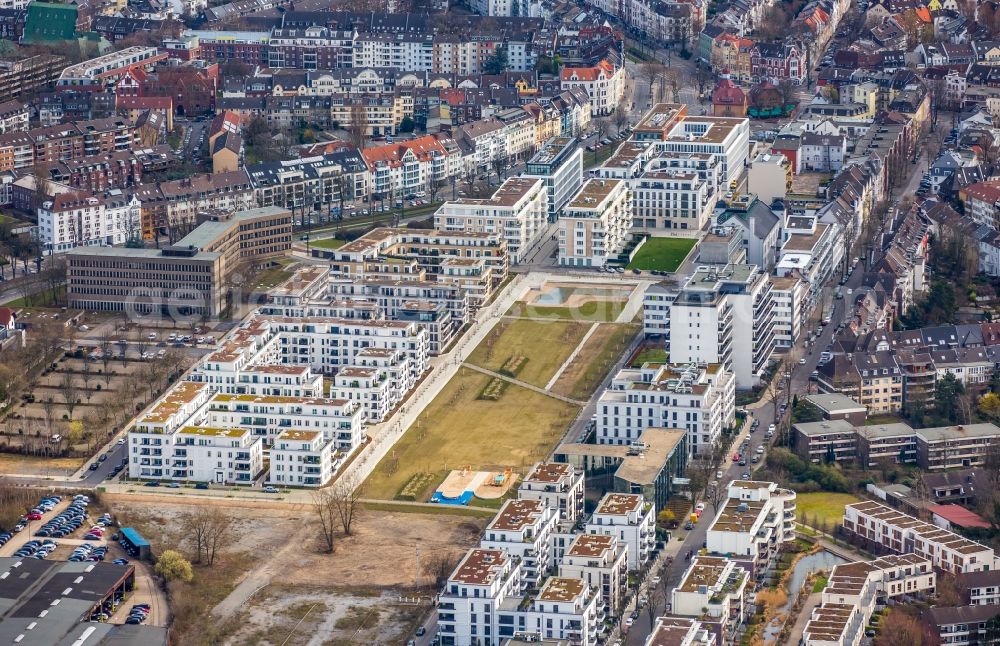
[108,494,486,645]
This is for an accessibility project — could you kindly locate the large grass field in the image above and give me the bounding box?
[506,299,626,322]
[467,318,590,388]
[363,367,579,501]
[796,492,862,530]
[552,323,640,400]
[627,237,697,272]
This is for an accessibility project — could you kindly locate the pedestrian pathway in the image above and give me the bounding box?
[544,323,600,391]
[462,363,586,406]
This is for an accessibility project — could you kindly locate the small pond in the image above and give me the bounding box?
[533,286,630,305]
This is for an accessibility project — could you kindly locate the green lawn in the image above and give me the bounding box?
[506,299,626,322]
[796,492,862,530]
[363,367,579,501]
[631,347,668,367]
[627,237,697,272]
[251,268,294,290]
[552,323,640,400]
[308,237,346,250]
[5,285,65,308]
[467,318,590,388]
[584,143,618,170]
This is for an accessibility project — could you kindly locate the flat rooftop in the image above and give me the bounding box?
[635,103,685,132]
[177,425,249,439]
[566,533,617,558]
[566,178,622,210]
[847,500,992,555]
[794,419,856,437]
[601,141,652,168]
[140,382,208,425]
[537,576,586,602]
[211,393,350,408]
[448,177,540,209]
[488,498,547,532]
[710,497,768,533]
[275,429,321,442]
[524,462,574,484]
[450,549,509,586]
[557,428,686,485]
[595,492,643,517]
[646,617,705,646]
[677,555,731,593]
[803,393,866,413]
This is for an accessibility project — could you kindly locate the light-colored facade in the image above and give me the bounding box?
[267,429,335,487]
[39,193,142,254]
[747,152,791,204]
[632,170,715,232]
[560,60,625,116]
[842,500,998,574]
[706,481,797,575]
[480,498,558,590]
[559,534,629,616]
[558,178,631,267]
[672,556,750,644]
[584,493,656,570]
[518,462,586,523]
[523,136,584,221]
[434,177,547,263]
[596,362,736,457]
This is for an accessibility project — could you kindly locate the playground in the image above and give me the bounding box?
[431,468,518,505]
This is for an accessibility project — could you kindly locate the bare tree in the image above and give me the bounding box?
[705,480,727,515]
[311,487,338,553]
[613,104,630,135]
[58,371,78,420]
[133,326,150,360]
[0,478,35,530]
[80,355,93,403]
[331,476,364,536]
[424,551,462,588]
[348,102,370,150]
[41,396,55,433]
[645,581,667,628]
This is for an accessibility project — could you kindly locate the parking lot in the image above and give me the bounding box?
[0,493,167,627]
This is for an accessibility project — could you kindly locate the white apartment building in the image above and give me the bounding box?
[267,429,336,487]
[669,264,776,389]
[330,347,412,422]
[644,617,715,646]
[706,481,797,575]
[642,281,677,337]
[559,534,629,616]
[523,136,584,221]
[957,570,1000,606]
[584,493,656,570]
[522,577,601,645]
[776,217,845,318]
[803,554,935,646]
[57,46,161,86]
[0,100,28,134]
[633,105,750,184]
[38,192,142,254]
[769,275,806,349]
[480,499,558,589]
[203,392,364,450]
[353,33,435,72]
[842,500,999,574]
[559,60,625,116]
[129,422,264,484]
[518,462,586,523]
[434,177,547,263]
[631,170,715,232]
[438,548,523,646]
[672,556,750,643]
[595,362,736,456]
[558,178,631,267]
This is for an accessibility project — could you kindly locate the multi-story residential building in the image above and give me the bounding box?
[792,419,860,464]
[559,534,628,616]
[956,570,1000,606]
[747,152,791,204]
[559,60,624,116]
[518,462,586,523]
[523,136,584,221]
[38,191,142,254]
[715,196,782,272]
[769,275,805,349]
[642,281,678,337]
[925,605,1000,646]
[595,362,736,456]
[0,117,136,173]
[632,170,715,231]
[750,42,806,85]
[669,264,776,389]
[480,498,558,589]
[916,423,1000,471]
[57,47,165,87]
[66,207,292,317]
[803,555,935,646]
[267,429,336,487]
[129,419,264,484]
[361,134,463,199]
[0,54,66,102]
[434,177,547,263]
[438,548,523,646]
[558,178,631,267]
[842,500,998,574]
[816,351,903,414]
[672,556,750,644]
[644,617,715,646]
[522,577,601,645]
[633,104,751,184]
[584,493,656,570]
[246,154,356,215]
[204,392,364,450]
[706,481,796,576]
[0,100,27,134]
[776,216,845,318]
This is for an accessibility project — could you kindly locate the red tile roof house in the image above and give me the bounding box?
[712,78,748,117]
[929,504,992,531]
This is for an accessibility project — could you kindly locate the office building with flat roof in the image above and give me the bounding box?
[523,136,584,221]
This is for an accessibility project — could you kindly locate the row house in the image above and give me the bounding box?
[0,118,135,173]
[843,500,998,574]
